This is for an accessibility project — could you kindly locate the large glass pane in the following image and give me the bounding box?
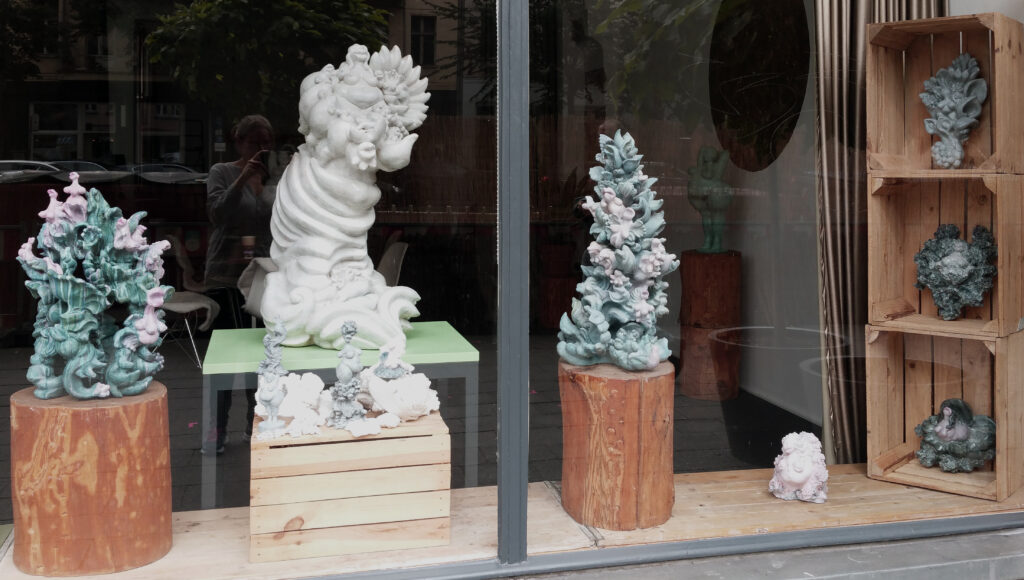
[528,0,824,550]
[0,0,497,573]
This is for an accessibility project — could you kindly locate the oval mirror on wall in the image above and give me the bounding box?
[709,0,811,172]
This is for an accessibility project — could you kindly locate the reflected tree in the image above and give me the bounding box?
[145,0,388,127]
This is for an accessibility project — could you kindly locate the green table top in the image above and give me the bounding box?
[202,321,479,375]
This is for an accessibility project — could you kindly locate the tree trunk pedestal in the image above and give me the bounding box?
[679,249,742,400]
[558,360,675,530]
[11,383,173,576]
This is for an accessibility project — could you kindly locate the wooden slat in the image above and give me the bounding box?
[250,490,450,534]
[250,464,451,506]
[905,35,933,169]
[989,176,1024,335]
[869,315,996,340]
[867,44,906,166]
[939,179,967,246]
[918,181,941,318]
[250,411,449,451]
[250,517,450,563]
[899,180,923,314]
[964,179,994,321]
[868,179,905,323]
[883,461,996,500]
[866,330,904,477]
[932,336,964,410]
[989,14,1024,173]
[961,339,993,418]
[904,333,933,442]
[962,28,993,168]
[995,333,1024,501]
[251,434,450,479]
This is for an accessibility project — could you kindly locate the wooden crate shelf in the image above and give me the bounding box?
[867,13,1024,173]
[865,327,1024,500]
[867,174,1024,337]
[249,412,451,562]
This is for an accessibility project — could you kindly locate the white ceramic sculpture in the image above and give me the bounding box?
[768,432,829,503]
[255,372,332,439]
[360,341,439,422]
[261,44,430,349]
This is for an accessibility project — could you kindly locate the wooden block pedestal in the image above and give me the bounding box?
[558,360,675,530]
[249,412,451,562]
[10,383,172,576]
[679,250,742,400]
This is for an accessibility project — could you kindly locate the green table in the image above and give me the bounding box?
[200,321,479,508]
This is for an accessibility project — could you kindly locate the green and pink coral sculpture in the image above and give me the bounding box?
[17,173,172,399]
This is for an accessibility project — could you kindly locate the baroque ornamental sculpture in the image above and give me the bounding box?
[557,131,679,371]
[915,398,995,473]
[686,145,733,253]
[17,173,172,399]
[914,224,996,321]
[261,44,430,349]
[768,432,829,503]
[920,52,988,169]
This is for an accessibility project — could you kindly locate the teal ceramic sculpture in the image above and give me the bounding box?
[915,398,995,473]
[914,224,996,320]
[920,52,988,169]
[686,146,732,253]
[327,321,367,429]
[17,173,172,399]
[557,131,679,371]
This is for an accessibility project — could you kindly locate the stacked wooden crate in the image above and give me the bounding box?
[249,412,451,562]
[865,13,1024,501]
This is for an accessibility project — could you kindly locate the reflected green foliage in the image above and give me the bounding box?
[17,174,172,399]
[920,53,988,169]
[915,398,995,473]
[146,0,388,125]
[914,224,996,321]
[0,0,115,80]
[558,131,678,371]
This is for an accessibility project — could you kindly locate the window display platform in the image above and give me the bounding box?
[200,322,479,508]
[3,465,1021,579]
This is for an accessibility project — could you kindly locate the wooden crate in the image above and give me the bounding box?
[867,174,1024,338]
[867,13,1024,174]
[865,327,1024,500]
[249,412,451,562]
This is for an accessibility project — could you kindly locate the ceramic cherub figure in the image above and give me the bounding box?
[768,432,829,503]
[261,44,430,350]
[686,145,732,253]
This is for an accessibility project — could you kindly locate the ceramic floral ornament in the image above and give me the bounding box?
[915,398,995,473]
[768,432,829,503]
[557,131,679,371]
[261,44,430,350]
[17,172,172,399]
[360,336,439,422]
[327,321,369,429]
[920,52,988,169]
[914,224,996,320]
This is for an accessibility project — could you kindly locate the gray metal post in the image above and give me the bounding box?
[497,0,530,566]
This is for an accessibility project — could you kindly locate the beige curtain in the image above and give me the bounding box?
[815,0,947,464]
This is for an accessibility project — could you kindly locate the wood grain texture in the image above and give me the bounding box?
[10,383,172,576]
[679,326,740,400]
[990,176,1024,336]
[903,333,933,442]
[559,360,674,530]
[679,250,741,328]
[964,178,995,321]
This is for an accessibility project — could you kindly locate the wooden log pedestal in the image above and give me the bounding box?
[679,249,742,400]
[10,382,172,576]
[558,360,674,530]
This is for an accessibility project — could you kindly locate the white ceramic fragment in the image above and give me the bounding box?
[768,432,829,503]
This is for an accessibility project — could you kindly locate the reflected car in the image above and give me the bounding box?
[130,163,198,173]
[51,160,108,172]
[0,160,60,172]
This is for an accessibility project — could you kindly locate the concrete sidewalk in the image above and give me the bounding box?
[522,527,1024,579]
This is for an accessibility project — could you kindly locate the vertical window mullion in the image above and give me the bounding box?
[497,0,529,567]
